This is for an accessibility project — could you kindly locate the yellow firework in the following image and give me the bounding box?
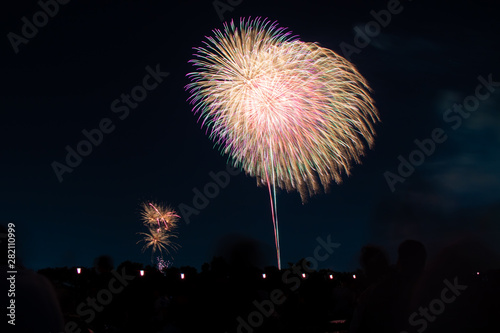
[186,17,379,269]
[137,227,178,255]
[140,202,180,231]
[137,202,180,256]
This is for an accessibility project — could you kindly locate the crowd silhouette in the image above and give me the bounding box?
[2,224,499,333]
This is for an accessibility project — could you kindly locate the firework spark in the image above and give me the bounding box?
[186,18,378,200]
[138,202,180,257]
[156,256,172,272]
[186,17,379,269]
[141,202,180,232]
[137,227,178,254]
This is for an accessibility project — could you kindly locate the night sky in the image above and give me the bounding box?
[1,0,499,273]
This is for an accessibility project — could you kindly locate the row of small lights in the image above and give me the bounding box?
[262,273,356,280]
[75,268,186,279]
[139,270,185,279]
[76,268,484,279]
[263,272,483,279]
[75,268,348,280]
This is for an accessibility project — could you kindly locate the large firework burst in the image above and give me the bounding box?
[186,17,379,268]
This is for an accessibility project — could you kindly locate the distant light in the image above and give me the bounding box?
[180,273,185,280]
[329,274,333,280]
[302,273,306,278]
[140,270,145,276]
[262,273,266,279]
[352,274,356,279]
[76,268,81,274]
[477,272,480,275]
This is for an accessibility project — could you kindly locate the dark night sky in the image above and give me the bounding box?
[1,0,499,272]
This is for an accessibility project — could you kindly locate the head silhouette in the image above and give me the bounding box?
[94,255,114,274]
[397,239,426,275]
[360,245,389,282]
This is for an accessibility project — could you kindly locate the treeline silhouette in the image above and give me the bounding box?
[38,256,359,333]
[3,236,500,333]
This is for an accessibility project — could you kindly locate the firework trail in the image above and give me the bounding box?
[138,202,180,260]
[186,17,379,269]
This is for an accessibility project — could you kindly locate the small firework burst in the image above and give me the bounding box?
[156,256,172,272]
[141,202,180,232]
[137,202,180,259]
[137,227,178,254]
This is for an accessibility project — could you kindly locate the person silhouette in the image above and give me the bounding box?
[353,240,427,333]
[1,223,65,333]
[350,245,391,333]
